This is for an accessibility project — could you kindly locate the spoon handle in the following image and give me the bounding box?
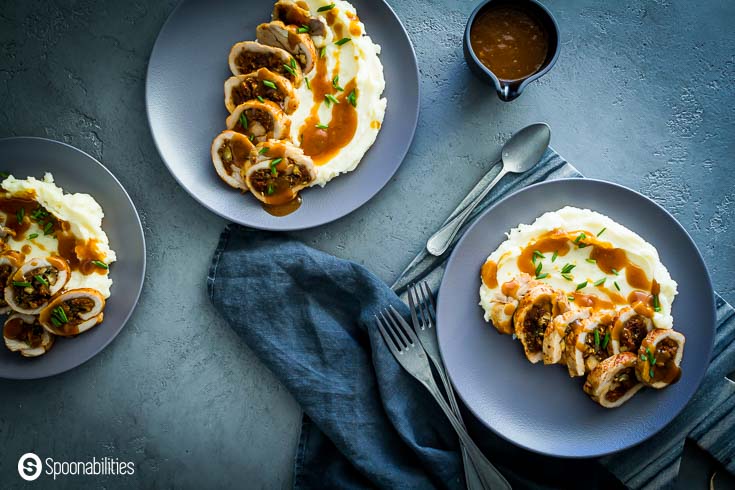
[426,168,508,256]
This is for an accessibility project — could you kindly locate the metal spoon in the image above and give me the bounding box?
[426,123,551,256]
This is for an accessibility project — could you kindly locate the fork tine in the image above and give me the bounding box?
[419,282,437,327]
[380,311,406,349]
[409,283,428,329]
[389,307,421,346]
[384,309,412,347]
[389,305,416,337]
[375,314,401,355]
[414,283,432,329]
[406,284,422,330]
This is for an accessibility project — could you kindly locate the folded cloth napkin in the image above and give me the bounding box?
[209,148,735,489]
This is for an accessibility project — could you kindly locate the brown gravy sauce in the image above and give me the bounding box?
[0,196,107,275]
[481,260,498,288]
[469,5,549,81]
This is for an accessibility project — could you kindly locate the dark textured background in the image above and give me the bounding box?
[0,0,733,488]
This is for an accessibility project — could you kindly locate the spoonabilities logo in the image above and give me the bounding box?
[18,452,42,481]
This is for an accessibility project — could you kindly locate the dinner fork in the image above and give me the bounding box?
[375,309,511,490]
[406,283,483,490]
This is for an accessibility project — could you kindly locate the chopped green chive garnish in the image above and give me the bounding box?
[92,260,109,270]
[586,258,596,264]
[290,58,297,69]
[239,113,248,130]
[13,281,32,288]
[43,222,54,235]
[266,183,275,195]
[335,37,351,46]
[574,232,586,244]
[258,146,269,155]
[320,46,327,58]
[594,278,606,287]
[324,94,340,106]
[594,329,600,347]
[305,77,311,90]
[597,227,607,237]
[317,3,335,11]
[51,317,61,327]
[561,273,573,281]
[568,295,575,301]
[53,306,68,324]
[536,273,549,280]
[347,90,357,107]
[297,25,310,33]
[576,281,588,291]
[561,263,576,274]
[269,157,283,176]
[534,262,543,277]
[263,80,277,89]
[283,63,297,77]
[532,250,545,261]
[601,331,610,349]
[249,134,255,142]
[653,294,661,312]
[611,268,619,275]
[551,250,558,262]
[28,233,38,239]
[256,95,265,103]
[316,123,329,129]
[649,368,655,379]
[332,75,343,91]
[640,354,647,361]
[614,281,621,291]
[34,274,48,286]
[16,208,24,223]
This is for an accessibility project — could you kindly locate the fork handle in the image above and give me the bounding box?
[422,380,511,490]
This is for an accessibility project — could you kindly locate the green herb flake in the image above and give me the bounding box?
[614,281,621,291]
[347,90,357,107]
[53,306,68,324]
[568,295,575,301]
[586,258,596,264]
[290,58,297,69]
[653,294,661,312]
[576,281,588,291]
[332,75,343,91]
[335,37,351,46]
[297,25,310,33]
[258,146,269,155]
[601,331,610,349]
[649,368,655,379]
[532,250,545,261]
[239,113,248,130]
[269,157,283,176]
[28,233,38,240]
[16,208,25,223]
[324,94,340,106]
[594,277,606,287]
[641,354,647,361]
[597,227,607,237]
[315,123,329,129]
[305,77,311,90]
[92,260,109,270]
[562,273,573,281]
[561,263,576,274]
[34,274,48,286]
[282,63,297,77]
[534,262,543,277]
[44,222,54,235]
[317,4,335,12]
[551,250,558,262]
[256,95,265,103]
[320,46,327,58]
[574,232,586,244]
[611,268,619,276]
[266,183,275,195]
[13,281,32,288]
[263,80,277,90]
[536,273,549,280]
[594,329,600,347]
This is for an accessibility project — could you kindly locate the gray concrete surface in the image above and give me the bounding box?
[0,0,733,488]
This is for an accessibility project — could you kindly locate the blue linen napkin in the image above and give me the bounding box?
[208,148,735,489]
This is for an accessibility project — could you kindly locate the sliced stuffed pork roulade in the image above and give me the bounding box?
[564,310,616,376]
[5,256,70,315]
[512,283,565,363]
[584,352,643,408]
[0,251,25,314]
[3,313,55,357]
[256,21,317,74]
[636,329,684,388]
[211,130,256,191]
[244,144,316,205]
[226,100,291,144]
[543,306,591,365]
[224,69,298,114]
[272,0,328,41]
[39,288,106,336]
[611,306,653,354]
[228,41,303,87]
[487,273,541,335]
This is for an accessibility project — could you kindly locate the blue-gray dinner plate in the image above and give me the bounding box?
[146,0,419,230]
[0,138,146,379]
[437,178,715,458]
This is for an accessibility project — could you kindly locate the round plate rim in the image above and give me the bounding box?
[144,0,420,231]
[436,177,715,458]
[0,136,147,380]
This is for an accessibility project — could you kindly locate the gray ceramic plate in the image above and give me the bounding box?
[146,0,419,230]
[0,138,146,379]
[437,179,715,458]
